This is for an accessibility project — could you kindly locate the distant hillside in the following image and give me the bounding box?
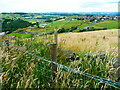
[2,12,118,16]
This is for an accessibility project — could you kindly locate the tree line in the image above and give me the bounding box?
[2,19,37,33]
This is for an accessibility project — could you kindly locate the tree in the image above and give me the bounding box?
[58,28,66,33]
[36,22,39,28]
[2,19,32,33]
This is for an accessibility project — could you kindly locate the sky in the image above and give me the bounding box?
[0,0,119,13]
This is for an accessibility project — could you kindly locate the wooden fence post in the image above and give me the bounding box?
[5,39,9,52]
[45,33,47,39]
[51,43,57,83]
[51,27,58,85]
[54,27,57,44]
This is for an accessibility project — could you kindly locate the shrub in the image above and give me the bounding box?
[58,28,66,33]
[69,26,77,32]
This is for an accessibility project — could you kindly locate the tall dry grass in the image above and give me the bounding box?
[58,29,118,57]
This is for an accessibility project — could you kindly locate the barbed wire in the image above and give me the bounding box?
[7,42,84,88]
[3,41,120,89]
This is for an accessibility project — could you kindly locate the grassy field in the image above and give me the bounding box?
[92,20,118,29]
[2,29,119,88]
[5,19,91,35]
[2,14,120,88]
[24,19,45,23]
[29,20,90,33]
[28,27,54,33]
[48,20,90,29]
[9,33,33,38]
[7,28,118,56]
[58,29,118,57]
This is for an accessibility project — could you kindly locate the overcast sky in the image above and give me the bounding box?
[0,0,119,13]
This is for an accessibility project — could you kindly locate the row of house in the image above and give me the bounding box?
[65,17,77,21]
[81,15,118,21]
[65,15,118,23]
[0,31,10,36]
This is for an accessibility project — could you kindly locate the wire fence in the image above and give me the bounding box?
[1,37,120,89]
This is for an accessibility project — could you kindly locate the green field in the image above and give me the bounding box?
[24,19,45,23]
[6,20,91,36]
[9,33,33,38]
[92,20,118,29]
[2,14,22,19]
[7,20,119,38]
[29,27,54,33]
[29,20,90,33]
[48,20,86,29]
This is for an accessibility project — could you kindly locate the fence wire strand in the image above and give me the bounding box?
[2,40,120,89]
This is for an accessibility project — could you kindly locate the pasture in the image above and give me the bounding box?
[23,19,45,23]
[58,29,118,57]
[48,20,90,29]
[29,20,90,33]
[9,33,33,38]
[92,20,118,29]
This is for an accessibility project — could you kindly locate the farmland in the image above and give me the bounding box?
[9,33,33,38]
[58,29,118,57]
[29,20,90,33]
[6,19,118,38]
[5,20,90,37]
[48,20,87,29]
[92,20,119,29]
[23,19,45,23]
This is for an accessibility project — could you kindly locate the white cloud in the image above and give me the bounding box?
[0,0,119,12]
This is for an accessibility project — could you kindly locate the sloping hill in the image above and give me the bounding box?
[92,20,118,29]
[58,29,118,57]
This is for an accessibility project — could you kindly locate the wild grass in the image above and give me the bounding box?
[1,31,119,88]
[2,36,52,88]
[58,29,118,57]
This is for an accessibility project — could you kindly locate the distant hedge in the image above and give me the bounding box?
[74,28,107,32]
[58,26,77,33]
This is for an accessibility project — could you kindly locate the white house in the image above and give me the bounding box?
[0,32,5,36]
[83,26,95,29]
[39,24,50,28]
[72,19,77,21]
[101,18,105,21]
